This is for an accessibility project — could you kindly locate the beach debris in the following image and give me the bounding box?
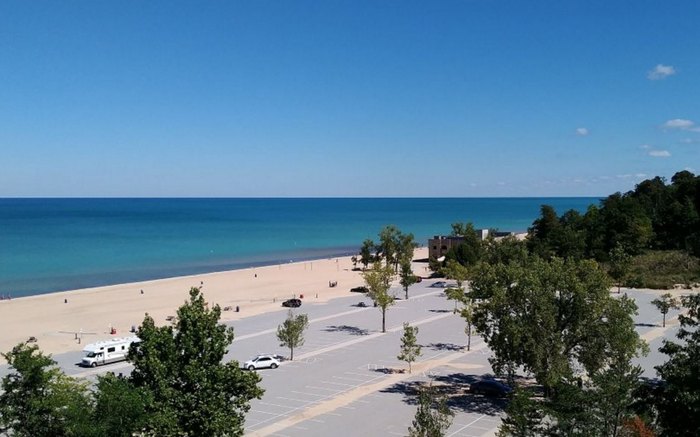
[130,325,137,333]
[223,306,232,311]
[329,280,338,287]
[27,336,37,343]
[64,298,68,303]
[165,315,175,321]
[140,289,144,294]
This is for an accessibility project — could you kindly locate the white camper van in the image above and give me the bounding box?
[80,336,139,367]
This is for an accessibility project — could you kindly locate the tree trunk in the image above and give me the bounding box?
[408,361,412,374]
[662,312,666,328]
[467,324,471,351]
[382,308,386,333]
[290,346,294,361]
[405,288,408,300]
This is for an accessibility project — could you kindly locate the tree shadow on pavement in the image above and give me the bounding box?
[380,373,507,415]
[323,325,369,336]
[426,342,464,352]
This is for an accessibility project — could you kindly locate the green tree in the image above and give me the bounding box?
[378,225,401,270]
[91,373,151,437]
[276,310,309,361]
[497,387,544,437]
[397,322,422,374]
[654,294,700,436]
[471,256,645,392]
[526,205,561,259]
[447,222,484,268]
[609,242,632,293]
[407,385,454,437]
[399,260,418,300]
[0,343,92,437]
[359,239,375,270]
[363,261,396,333]
[129,287,264,436]
[651,293,680,328]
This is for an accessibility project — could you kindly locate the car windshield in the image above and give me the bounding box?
[86,352,97,358]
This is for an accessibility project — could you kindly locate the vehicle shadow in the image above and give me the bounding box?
[380,373,507,415]
[635,323,658,327]
[323,325,369,336]
[426,342,464,352]
[428,309,451,313]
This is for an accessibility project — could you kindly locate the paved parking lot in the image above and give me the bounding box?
[1,281,689,436]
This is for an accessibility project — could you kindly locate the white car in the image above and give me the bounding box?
[243,354,281,371]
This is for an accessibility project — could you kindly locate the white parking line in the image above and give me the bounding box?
[290,390,327,398]
[305,385,342,392]
[276,396,318,404]
[447,414,487,437]
[319,380,358,387]
[258,401,298,410]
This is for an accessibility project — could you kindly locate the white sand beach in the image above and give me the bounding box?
[0,248,429,362]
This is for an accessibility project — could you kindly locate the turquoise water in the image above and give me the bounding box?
[0,198,597,297]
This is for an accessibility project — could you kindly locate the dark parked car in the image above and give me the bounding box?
[470,380,512,397]
[350,286,369,293]
[282,298,302,308]
[357,301,367,307]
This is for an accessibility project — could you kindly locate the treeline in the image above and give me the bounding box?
[527,170,700,260]
[429,170,700,435]
[436,170,700,289]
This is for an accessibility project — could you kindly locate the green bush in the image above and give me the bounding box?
[627,251,700,289]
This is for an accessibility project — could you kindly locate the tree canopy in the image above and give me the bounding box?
[129,287,264,436]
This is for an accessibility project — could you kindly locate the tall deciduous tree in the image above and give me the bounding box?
[397,322,421,374]
[129,287,263,436]
[655,294,700,436]
[651,293,680,328]
[0,343,92,437]
[91,373,151,437]
[471,256,645,391]
[363,261,396,333]
[359,239,375,271]
[399,260,417,300]
[609,242,632,293]
[407,385,454,437]
[276,310,309,361]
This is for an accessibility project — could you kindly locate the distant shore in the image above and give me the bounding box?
[0,247,429,362]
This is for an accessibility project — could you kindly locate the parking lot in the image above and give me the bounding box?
[1,280,687,436]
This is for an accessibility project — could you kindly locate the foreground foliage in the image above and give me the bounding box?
[130,287,263,436]
[653,294,700,436]
[0,344,91,437]
[0,287,263,437]
[471,255,645,391]
[407,385,454,437]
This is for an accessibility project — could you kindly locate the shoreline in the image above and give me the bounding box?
[0,247,429,362]
[1,246,361,299]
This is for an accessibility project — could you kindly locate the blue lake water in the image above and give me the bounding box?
[0,198,598,297]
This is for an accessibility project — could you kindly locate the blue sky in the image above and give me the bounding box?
[1,1,698,197]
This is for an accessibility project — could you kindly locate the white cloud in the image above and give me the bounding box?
[648,64,676,80]
[575,127,589,136]
[680,138,700,144]
[616,174,632,179]
[635,173,647,179]
[639,144,651,149]
[648,150,671,157]
[663,118,699,131]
